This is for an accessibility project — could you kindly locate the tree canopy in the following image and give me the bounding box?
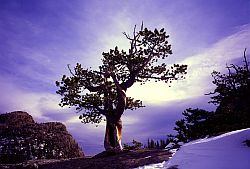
[56,25,187,125]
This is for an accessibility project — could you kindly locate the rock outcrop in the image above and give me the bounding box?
[0,111,84,164]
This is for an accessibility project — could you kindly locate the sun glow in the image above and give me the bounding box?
[126,81,191,105]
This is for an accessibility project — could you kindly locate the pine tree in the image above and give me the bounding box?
[170,49,250,145]
[56,24,187,151]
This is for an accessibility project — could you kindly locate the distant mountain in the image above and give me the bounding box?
[0,111,84,164]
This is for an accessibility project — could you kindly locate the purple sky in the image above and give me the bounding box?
[0,0,249,155]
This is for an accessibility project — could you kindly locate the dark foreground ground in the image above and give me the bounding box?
[0,149,172,169]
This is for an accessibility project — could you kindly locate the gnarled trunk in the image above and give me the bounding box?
[104,74,126,151]
[104,118,123,151]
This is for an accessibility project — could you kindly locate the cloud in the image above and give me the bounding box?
[1,0,249,155]
[127,24,250,105]
[181,24,250,89]
[121,94,215,144]
[0,75,67,122]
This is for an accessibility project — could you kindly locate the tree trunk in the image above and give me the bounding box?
[104,118,123,151]
[104,75,126,151]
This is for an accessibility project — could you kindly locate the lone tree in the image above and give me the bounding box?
[56,24,187,151]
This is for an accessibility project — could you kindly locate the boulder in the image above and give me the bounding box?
[0,111,84,164]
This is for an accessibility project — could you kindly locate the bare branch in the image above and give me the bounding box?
[122,32,131,40]
[230,64,240,73]
[140,21,144,31]
[67,64,75,76]
[226,64,237,91]
[243,48,249,73]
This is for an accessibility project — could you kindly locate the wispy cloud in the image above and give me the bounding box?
[127,24,250,105]
[0,76,63,121]
[0,0,249,155]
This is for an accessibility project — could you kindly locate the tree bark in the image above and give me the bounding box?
[104,118,123,151]
[104,73,126,151]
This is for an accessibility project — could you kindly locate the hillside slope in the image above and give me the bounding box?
[138,128,250,169]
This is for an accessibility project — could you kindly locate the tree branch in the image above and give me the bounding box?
[67,64,75,76]
[94,106,108,116]
[121,73,136,90]
[82,103,107,116]
[137,75,175,80]
[226,64,237,91]
[243,48,249,73]
[84,84,105,92]
[110,73,123,91]
[110,73,127,120]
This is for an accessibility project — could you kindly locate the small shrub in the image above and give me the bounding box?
[123,140,143,150]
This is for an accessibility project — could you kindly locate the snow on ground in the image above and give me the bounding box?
[136,128,250,169]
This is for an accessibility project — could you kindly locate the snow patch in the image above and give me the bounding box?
[136,128,250,169]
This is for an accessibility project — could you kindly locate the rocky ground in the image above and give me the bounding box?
[0,149,172,169]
